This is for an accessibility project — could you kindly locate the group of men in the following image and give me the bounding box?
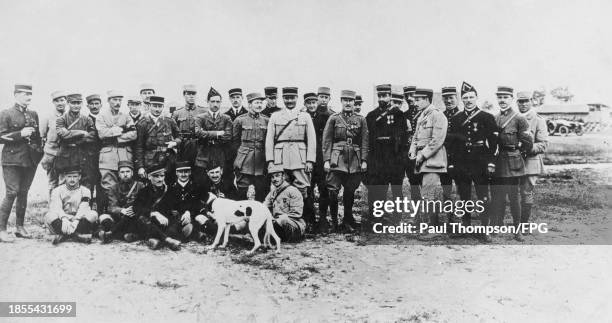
[0,81,547,247]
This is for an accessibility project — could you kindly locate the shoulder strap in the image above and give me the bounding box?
[272,185,291,203]
[499,112,518,130]
[461,110,481,127]
[67,116,81,130]
[151,185,168,209]
[274,118,298,142]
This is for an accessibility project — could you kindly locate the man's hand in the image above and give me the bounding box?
[181,211,191,225]
[218,192,225,198]
[408,152,416,160]
[166,141,177,149]
[152,212,168,226]
[305,161,313,173]
[323,161,330,173]
[138,168,146,177]
[415,154,424,166]
[61,218,75,235]
[195,214,207,225]
[360,161,367,171]
[20,127,35,138]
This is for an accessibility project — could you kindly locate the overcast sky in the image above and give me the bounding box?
[1,0,611,113]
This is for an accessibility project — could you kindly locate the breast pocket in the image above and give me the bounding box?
[334,125,347,140]
[242,125,254,141]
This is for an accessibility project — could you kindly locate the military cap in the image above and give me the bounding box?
[67,93,83,102]
[147,163,166,175]
[139,83,155,94]
[206,160,223,172]
[107,90,123,99]
[207,87,221,101]
[495,86,514,96]
[376,84,392,94]
[403,86,417,95]
[317,87,331,96]
[118,160,134,170]
[340,90,356,100]
[516,91,533,101]
[303,92,317,102]
[51,90,66,101]
[148,96,165,104]
[441,86,457,96]
[391,90,404,102]
[127,96,142,104]
[86,94,101,103]
[264,87,278,97]
[282,87,298,97]
[246,92,265,103]
[183,84,197,93]
[355,95,363,104]
[413,88,434,98]
[461,81,477,97]
[14,84,32,93]
[175,161,192,171]
[62,165,81,175]
[268,163,285,174]
[143,97,150,104]
[228,88,243,97]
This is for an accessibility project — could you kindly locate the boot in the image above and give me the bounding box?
[52,234,67,245]
[165,237,181,251]
[123,233,140,243]
[316,216,330,235]
[0,230,15,243]
[15,226,31,239]
[72,234,93,244]
[147,238,161,250]
[98,231,113,244]
[521,204,532,224]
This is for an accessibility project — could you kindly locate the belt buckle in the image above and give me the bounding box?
[346,138,353,145]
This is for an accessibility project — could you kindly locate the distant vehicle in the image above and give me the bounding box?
[546,119,584,136]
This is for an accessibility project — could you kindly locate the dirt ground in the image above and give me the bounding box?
[0,162,611,322]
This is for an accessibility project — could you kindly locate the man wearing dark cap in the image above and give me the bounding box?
[490,86,533,241]
[134,95,181,185]
[447,82,498,239]
[203,162,239,200]
[173,85,207,165]
[317,86,335,114]
[262,87,281,117]
[86,94,104,210]
[55,93,97,194]
[193,87,233,184]
[408,88,448,229]
[354,95,363,115]
[132,164,181,250]
[402,85,423,202]
[365,85,408,229]
[40,90,67,196]
[0,84,43,241]
[322,90,369,233]
[44,166,99,245]
[440,86,463,218]
[232,92,269,201]
[127,97,143,124]
[97,160,146,243]
[226,88,248,122]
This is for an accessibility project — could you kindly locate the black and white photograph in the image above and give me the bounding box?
[0,0,611,322]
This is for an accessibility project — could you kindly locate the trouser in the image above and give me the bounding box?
[307,168,330,224]
[99,213,142,239]
[519,175,538,223]
[179,138,198,166]
[40,153,63,197]
[45,210,99,235]
[404,158,423,201]
[0,166,37,231]
[326,171,362,224]
[273,214,306,242]
[419,173,442,225]
[454,165,491,226]
[98,169,119,213]
[137,215,201,242]
[439,172,454,202]
[236,173,268,201]
[366,168,404,226]
[490,176,522,227]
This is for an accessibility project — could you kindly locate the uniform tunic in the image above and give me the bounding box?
[194,111,233,169]
[134,115,181,171]
[232,112,269,201]
[265,108,316,171]
[520,109,548,206]
[96,109,137,171]
[225,106,248,122]
[409,104,448,174]
[365,106,407,180]
[40,110,63,169]
[264,181,306,241]
[173,104,207,163]
[55,111,97,189]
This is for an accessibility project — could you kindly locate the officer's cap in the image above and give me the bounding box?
[303,92,317,102]
[228,88,243,97]
[516,91,533,101]
[86,94,101,103]
[264,87,278,97]
[51,90,66,101]
[340,90,356,100]
[107,90,123,99]
[246,92,265,103]
[147,163,166,176]
[175,161,192,171]
[441,86,457,96]
[317,87,331,96]
[148,96,165,104]
[63,165,81,175]
[67,93,83,102]
[391,88,404,102]
[14,84,32,94]
[495,86,514,97]
[282,87,298,97]
[413,88,434,98]
[355,95,363,104]
[118,160,134,170]
[375,84,392,94]
[139,83,155,94]
[403,86,416,95]
[127,96,142,104]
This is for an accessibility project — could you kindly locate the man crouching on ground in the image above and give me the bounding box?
[45,166,98,245]
[263,167,306,242]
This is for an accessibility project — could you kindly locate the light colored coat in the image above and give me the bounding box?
[265,108,316,170]
[409,104,448,173]
[96,109,137,170]
[522,109,548,175]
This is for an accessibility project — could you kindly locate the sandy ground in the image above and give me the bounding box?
[0,163,611,322]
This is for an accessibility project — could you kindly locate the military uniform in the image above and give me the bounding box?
[193,110,233,183]
[232,111,269,201]
[402,86,423,201]
[520,103,548,224]
[306,100,332,228]
[203,176,239,200]
[262,87,281,117]
[158,177,209,241]
[44,180,99,240]
[322,98,369,229]
[225,106,248,122]
[0,88,43,236]
[99,174,146,241]
[439,87,463,206]
[173,103,207,164]
[264,181,306,242]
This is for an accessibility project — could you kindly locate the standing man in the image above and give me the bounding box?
[304,91,332,233]
[40,90,67,196]
[173,85,206,165]
[317,86,335,113]
[96,90,137,213]
[55,93,97,193]
[225,88,248,122]
[232,92,269,201]
[440,86,462,219]
[408,88,448,227]
[134,95,181,184]
[265,87,317,231]
[518,91,548,228]
[139,83,155,117]
[127,97,143,124]
[402,85,422,202]
[490,86,533,241]
[0,84,43,241]
[447,82,498,235]
[86,94,103,210]
[262,87,281,117]
[354,95,363,115]
[194,87,233,184]
[365,85,408,229]
[322,90,369,233]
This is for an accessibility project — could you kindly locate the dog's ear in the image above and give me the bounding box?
[246,207,252,217]
[234,210,245,217]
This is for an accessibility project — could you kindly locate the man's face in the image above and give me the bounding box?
[140,90,154,101]
[230,94,242,108]
[148,172,165,187]
[406,95,416,108]
[176,169,191,182]
[128,102,141,115]
[65,173,81,187]
[414,97,430,109]
[443,94,458,110]
[150,103,164,117]
[377,93,391,108]
[305,99,317,112]
[354,103,362,113]
[250,99,264,114]
[266,96,277,108]
[283,95,297,110]
[270,172,285,187]
[15,92,32,106]
[517,99,532,113]
[317,94,330,107]
[341,98,355,112]
[118,167,133,182]
[206,167,222,184]
[108,97,122,112]
[184,91,196,105]
[461,92,478,110]
[88,99,102,115]
[53,97,67,113]
[208,96,221,112]
[497,94,513,110]
[69,100,82,114]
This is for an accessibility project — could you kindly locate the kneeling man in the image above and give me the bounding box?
[263,167,306,242]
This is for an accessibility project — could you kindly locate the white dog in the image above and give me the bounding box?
[206,196,281,254]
